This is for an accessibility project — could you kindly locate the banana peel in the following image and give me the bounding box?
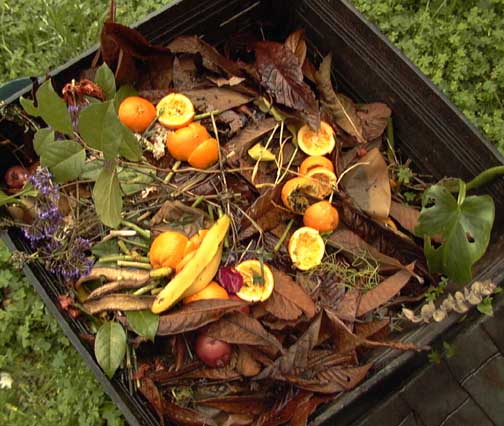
[151,215,230,314]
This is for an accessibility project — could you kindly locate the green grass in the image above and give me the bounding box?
[0,1,503,425]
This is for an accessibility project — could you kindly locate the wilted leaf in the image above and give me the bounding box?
[150,200,212,238]
[139,378,165,425]
[341,148,391,219]
[206,312,284,353]
[84,294,154,314]
[20,80,73,135]
[327,227,404,272]
[390,201,420,234]
[94,321,127,378]
[126,310,159,342]
[315,54,364,143]
[415,183,494,284]
[76,266,150,287]
[271,268,316,318]
[139,55,174,91]
[87,280,146,300]
[285,29,307,68]
[236,346,262,377]
[290,395,331,426]
[198,395,269,415]
[331,289,360,323]
[254,41,319,128]
[184,88,252,114]
[168,35,243,76]
[172,56,200,90]
[240,185,293,240]
[263,291,302,321]
[93,164,122,228]
[225,117,277,165]
[256,390,312,426]
[357,103,392,140]
[157,299,247,336]
[357,264,414,317]
[162,400,217,426]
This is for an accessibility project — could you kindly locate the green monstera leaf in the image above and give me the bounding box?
[415,181,494,284]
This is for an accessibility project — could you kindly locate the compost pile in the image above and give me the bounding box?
[3,17,496,426]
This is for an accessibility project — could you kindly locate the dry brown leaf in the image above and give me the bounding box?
[390,200,421,234]
[285,29,307,67]
[198,395,270,415]
[139,378,165,426]
[172,55,202,90]
[221,414,255,426]
[262,291,303,321]
[157,299,246,336]
[76,267,150,287]
[354,319,390,340]
[357,264,414,317]
[331,289,361,324]
[357,103,392,140]
[271,268,317,318]
[162,400,217,426]
[341,148,391,220]
[225,117,277,165]
[83,294,154,314]
[315,53,364,142]
[207,75,246,87]
[183,87,252,114]
[290,395,331,426]
[86,280,146,300]
[150,200,211,238]
[206,312,284,353]
[236,346,263,377]
[256,390,313,426]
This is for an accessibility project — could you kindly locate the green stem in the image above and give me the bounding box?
[191,195,205,208]
[466,166,504,191]
[163,160,181,184]
[150,267,173,278]
[117,260,152,270]
[194,110,221,120]
[133,282,159,296]
[274,218,294,252]
[151,287,162,295]
[118,240,130,255]
[98,254,150,263]
[121,220,151,240]
[119,237,149,250]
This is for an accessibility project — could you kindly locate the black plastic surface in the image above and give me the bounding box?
[1,1,503,425]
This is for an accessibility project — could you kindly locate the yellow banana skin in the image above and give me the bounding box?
[179,243,223,301]
[151,215,230,314]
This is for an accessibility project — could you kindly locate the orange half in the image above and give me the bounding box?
[235,260,274,303]
[188,138,219,169]
[298,121,336,156]
[157,93,195,129]
[288,226,325,271]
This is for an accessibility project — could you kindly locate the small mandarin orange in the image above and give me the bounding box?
[188,137,219,169]
[303,201,339,232]
[118,96,157,133]
[183,281,229,304]
[149,231,188,269]
[166,122,210,161]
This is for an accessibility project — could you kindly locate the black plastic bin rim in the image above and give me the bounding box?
[2,0,504,425]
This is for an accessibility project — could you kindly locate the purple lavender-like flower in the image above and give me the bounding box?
[68,103,84,132]
[47,237,93,281]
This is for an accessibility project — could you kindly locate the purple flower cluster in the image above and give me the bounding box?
[68,103,84,132]
[23,167,93,282]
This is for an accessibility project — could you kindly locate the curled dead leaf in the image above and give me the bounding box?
[83,294,154,314]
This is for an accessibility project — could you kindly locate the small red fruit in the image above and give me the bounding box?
[4,165,29,189]
[195,333,232,368]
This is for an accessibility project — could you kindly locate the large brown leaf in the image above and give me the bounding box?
[198,395,270,415]
[239,185,293,240]
[206,312,284,353]
[256,390,313,426]
[157,299,246,336]
[236,346,263,377]
[224,117,277,165]
[150,200,212,238]
[389,200,420,234]
[172,56,203,90]
[357,264,414,317]
[262,291,302,321]
[331,289,361,324]
[285,29,307,68]
[183,88,252,114]
[290,395,332,426]
[327,227,405,272]
[315,54,364,143]
[167,35,243,76]
[139,378,165,426]
[162,400,217,426]
[254,41,319,129]
[271,268,316,319]
[357,103,392,140]
[341,148,391,220]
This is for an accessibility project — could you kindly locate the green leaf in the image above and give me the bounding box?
[118,165,155,195]
[477,296,494,317]
[40,140,86,183]
[93,165,123,228]
[114,85,138,111]
[125,310,159,342]
[415,184,495,284]
[91,239,119,258]
[95,63,116,100]
[20,80,73,135]
[119,124,142,161]
[80,159,104,181]
[33,128,54,156]
[94,321,127,378]
[79,101,122,160]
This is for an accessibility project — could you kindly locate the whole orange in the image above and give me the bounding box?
[149,231,189,269]
[183,281,229,304]
[118,96,157,133]
[303,201,339,232]
[166,123,210,161]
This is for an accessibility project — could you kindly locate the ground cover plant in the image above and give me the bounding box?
[0,3,501,423]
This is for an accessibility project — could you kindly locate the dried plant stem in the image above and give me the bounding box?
[277,145,299,184]
[150,267,173,278]
[120,220,151,240]
[117,260,152,270]
[195,109,221,120]
[336,161,371,188]
[274,218,294,252]
[252,124,279,184]
[99,254,150,263]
